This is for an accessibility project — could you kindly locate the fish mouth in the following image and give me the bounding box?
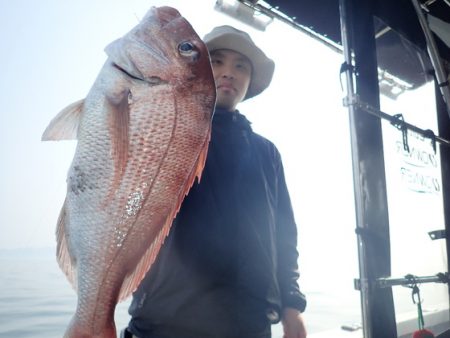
[113,63,165,86]
[113,63,144,81]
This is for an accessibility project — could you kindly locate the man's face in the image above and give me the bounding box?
[210,49,252,111]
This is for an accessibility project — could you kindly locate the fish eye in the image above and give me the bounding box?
[178,42,195,55]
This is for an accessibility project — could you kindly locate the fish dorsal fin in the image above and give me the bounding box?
[42,99,84,141]
[117,133,211,301]
[55,198,78,291]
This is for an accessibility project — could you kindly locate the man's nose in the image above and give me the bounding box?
[221,65,235,79]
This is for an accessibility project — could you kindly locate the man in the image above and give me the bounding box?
[125,25,307,338]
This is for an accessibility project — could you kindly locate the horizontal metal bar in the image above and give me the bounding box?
[376,273,450,288]
[345,95,450,147]
[238,0,344,54]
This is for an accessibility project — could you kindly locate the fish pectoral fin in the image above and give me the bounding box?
[41,99,85,141]
[105,90,130,197]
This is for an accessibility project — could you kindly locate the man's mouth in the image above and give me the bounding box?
[218,83,235,92]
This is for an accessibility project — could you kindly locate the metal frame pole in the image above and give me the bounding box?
[411,0,450,118]
[339,0,398,337]
[338,1,372,336]
[435,80,450,322]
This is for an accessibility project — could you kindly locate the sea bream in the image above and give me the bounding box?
[42,6,216,338]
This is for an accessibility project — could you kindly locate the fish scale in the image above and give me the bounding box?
[42,6,215,338]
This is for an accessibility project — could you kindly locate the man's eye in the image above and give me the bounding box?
[236,63,250,71]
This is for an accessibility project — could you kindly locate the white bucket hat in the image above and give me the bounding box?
[203,25,275,100]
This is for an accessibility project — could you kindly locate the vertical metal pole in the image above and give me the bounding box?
[415,0,450,322]
[435,82,450,318]
[411,0,450,118]
[339,0,398,337]
[338,1,372,337]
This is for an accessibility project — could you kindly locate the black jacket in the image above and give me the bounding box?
[128,109,306,338]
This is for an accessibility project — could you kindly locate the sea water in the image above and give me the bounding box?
[0,250,362,337]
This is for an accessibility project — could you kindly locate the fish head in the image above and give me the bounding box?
[88,6,216,207]
[104,6,216,115]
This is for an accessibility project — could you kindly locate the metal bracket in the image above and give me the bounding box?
[428,229,447,240]
[354,277,370,291]
[342,94,359,108]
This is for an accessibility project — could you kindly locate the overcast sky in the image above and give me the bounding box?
[0,0,351,251]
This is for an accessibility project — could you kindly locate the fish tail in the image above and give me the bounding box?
[63,317,117,338]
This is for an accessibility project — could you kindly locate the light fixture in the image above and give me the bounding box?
[214,0,274,31]
[378,68,413,100]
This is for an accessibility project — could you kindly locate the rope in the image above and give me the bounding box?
[404,274,436,338]
[411,284,425,330]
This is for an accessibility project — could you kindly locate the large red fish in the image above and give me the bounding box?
[42,6,216,338]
